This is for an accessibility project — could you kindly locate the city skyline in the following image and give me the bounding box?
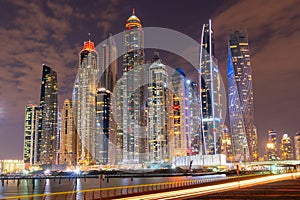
[0,0,300,159]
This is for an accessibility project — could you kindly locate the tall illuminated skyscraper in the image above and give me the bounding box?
[199,19,223,155]
[73,40,98,165]
[187,81,201,155]
[39,64,58,165]
[169,68,190,158]
[59,99,77,166]
[23,103,39,165]
[228,30,258,161]
[147,53,170,165]
[95,34,118,165]
[95,88,113,164]
[117,9,145,164]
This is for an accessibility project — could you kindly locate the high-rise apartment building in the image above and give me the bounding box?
[294,132,300,160]
[117,9,146,164]
[187,81,201,155]
[73,40,98,165]
[59,99,77,166]
[280,134,294,160]
[147,53,170,165]
[23,103,40,165]
[199,19,223,155]
[39,64,58,165]
[95,88,113,165]
[169,68,189,158]
[228,30,258,161]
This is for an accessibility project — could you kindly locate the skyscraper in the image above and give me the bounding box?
[95,88,113,165]
[39,64,58,165]
[59,99,77,166]
[118,9,145,165]
[73,40,98,165]
[147,53,170,165]
[169,68,189,158]
[294,132,300,160]
[187,81,201,155]
[23,103,39,165]
[95,34,118,165]
[228,30,258,161]
[199,19,223,155]
[280,134,294,160]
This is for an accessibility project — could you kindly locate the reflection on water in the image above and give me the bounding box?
[0,175,224,198]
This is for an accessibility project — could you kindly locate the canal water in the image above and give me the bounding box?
[0,175,224,198]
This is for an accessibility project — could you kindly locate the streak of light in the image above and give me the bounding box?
[115,172,300,200]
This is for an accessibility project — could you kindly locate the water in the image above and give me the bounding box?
[0,175,225,198]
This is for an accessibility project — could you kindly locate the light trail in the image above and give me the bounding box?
[115,172,300,200]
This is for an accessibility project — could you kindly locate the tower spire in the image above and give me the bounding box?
[132,8,135,15]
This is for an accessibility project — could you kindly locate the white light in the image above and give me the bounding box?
[186,80,191,84]
[74,168,81,174]
[44,169,50,175]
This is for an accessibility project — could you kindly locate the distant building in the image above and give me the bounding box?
[23,103,40,165]
[199,19,223,155]
[73,39,98,165]
[0,160,24,173]
[59,99,77,166]
[294,132,300,160]
[221,125,233,162]
[264,129,278,161]
[39,64,58,165]
[280,134,294,160]
[228,30,258,161]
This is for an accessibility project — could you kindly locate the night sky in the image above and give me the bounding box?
[0,0,299,159]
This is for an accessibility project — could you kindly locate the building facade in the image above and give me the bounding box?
[199,19,223,155]
[147,53,170,165]
[264,129,278,161]
[59,99,77,166]
[294,132,300,160]
[228,30,258,161]
[169,68,189,159]
[23,103,39,165]
[95,88,114,165]
[117,9,146,165]
[280,134,294,160]
[39,64,58,165]
[187,81,201,155]
[73,40,98,165]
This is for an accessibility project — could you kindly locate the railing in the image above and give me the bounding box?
[2,175,227,200]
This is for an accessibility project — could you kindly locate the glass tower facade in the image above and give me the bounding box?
[147,53,170,165]
[228,30,258,161]
[59,99,77,166]
[118,9,146,164]
[23,103,39,165]
[169,68,189,158]
[73,40,98,165]
[199,20,223,155]
[39,64,58,165]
